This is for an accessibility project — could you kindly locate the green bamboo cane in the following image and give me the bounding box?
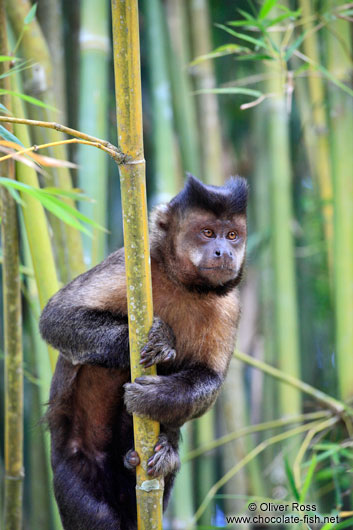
[6,0,85,282]
[297,0,333,275]
[20,213,62,530]
[325,10,353,401]
[78,0,110,266]
[190,0,223,185]
[143,0,179,203]
[166,0,201,177]
[111,1,163,528]
[0,3,23,527]
[264,26,301,419]
[37,0,68,124]
[11,81,59,371]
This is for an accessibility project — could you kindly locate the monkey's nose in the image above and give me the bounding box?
[215,249,222,257]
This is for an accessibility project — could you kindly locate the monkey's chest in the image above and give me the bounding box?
[155,298,237,372]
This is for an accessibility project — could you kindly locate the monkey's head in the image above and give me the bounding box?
[150,174,248,295]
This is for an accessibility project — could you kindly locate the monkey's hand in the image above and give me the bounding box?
[139,316,176,368]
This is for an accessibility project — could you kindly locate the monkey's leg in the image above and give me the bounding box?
[124,427,180,478]
[53,458,123,530]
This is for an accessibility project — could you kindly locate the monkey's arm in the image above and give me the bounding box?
[40,303,129,368]
[124,364,223,426]
[39,249,130,368]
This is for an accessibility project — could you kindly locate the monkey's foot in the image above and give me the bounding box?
[124,449,140,471]
[147,434,180,477]
[140,317,176,368]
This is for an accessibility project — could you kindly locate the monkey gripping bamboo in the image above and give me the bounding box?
[111,1,164,529]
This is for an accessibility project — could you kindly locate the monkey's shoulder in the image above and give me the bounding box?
[55,247,128,313]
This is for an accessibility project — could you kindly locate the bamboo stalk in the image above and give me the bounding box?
[264,28,301,419]
[144,0,179,203]
[37,0,67,124]
[297,0,333,274]
[6,0,85,282]
[0,3,23,527]
[19,212,62,530]
[189,0,223,185]
[78,0,110,265]
[111,1,163,528]
[166,0,201,177]
[325,7,353,402]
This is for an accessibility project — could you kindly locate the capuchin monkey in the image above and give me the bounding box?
[39,174,248,530]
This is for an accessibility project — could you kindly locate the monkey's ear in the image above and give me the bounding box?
[150,204,170,231]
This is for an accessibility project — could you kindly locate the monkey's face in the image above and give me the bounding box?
[175,210,247,287]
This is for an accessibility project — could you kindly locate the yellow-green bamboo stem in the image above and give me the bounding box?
[326,11,353,401]
[144,0,179,203]
[10,84,59,374]
[78,0,110,265]
[20,212,62,530]
[190,0,223,185]
[37,0,67,123]
[298,0,333,274]
[0,3,23,527]
[166,0,201,177]
[6,0,85,282]
[265,34,301,418]
[111,1,163,529]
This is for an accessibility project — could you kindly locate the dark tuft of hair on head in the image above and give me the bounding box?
[169,174,248,217]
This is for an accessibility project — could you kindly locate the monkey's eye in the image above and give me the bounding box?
[227,231,239,241]
[202,228,215,238]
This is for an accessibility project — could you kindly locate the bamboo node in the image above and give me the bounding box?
[123,157,146,166]
[139,479,163,492]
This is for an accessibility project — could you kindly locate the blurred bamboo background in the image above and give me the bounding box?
[1,0,353,529]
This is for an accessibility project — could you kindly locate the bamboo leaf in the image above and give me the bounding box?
[215,24,267,50]
[37,195,90,236]
[0,177,103,233]
[0,89,57,110]
[236,54,274,61]
[24,2,37,24]
[295,52,353,98]
[194,87,263,97]
[0,55,16,62]
[42,187,93,202]
[284,30,308,61]
[0,124,24,146]
[190,44,249,65]
[299,454,317,503]
[259,0,280,19]
[265,10,301,27]
[6,186,25,205]
[284,458,300,501]
[228,19,263,28]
